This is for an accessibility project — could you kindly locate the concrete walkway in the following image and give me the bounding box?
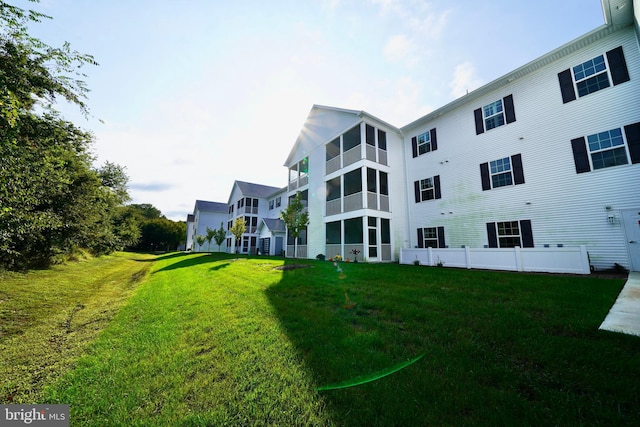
[599,272,640,337]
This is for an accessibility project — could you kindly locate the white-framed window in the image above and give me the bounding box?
[483,99,505,131]
[480,154,524,191]
[559,46,629,104]
[489,157,513,188]
[420,178,435,201]
[417,131,432,155]
[587,128,629,170]
[497,221,521,248]
[573,55,610,97]
[275,196,281,207]
[422,227,438,248]
[269,200,274,210]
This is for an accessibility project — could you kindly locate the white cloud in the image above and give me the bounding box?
[449,62,484,98]
[383,34,414,62]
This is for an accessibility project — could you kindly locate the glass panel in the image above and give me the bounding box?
[576,73,610,97]
[367,168,377,192]
[369,229,377,245]
[343,125,361,152]
[326,177,341,201]
[592,147,629,169]
[366,124,375,146]
[344,168,362,196]
[573,55,606,81]
[326,138,340,161]
[300,157,309,175]
[491,172,513,188]
[344,217,363,244]
[326,221,341,244]
[368,217,376,227]
[377,129,387,150]
[380,218,390,244]
[379,172,389,195]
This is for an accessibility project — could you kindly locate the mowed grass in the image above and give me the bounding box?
[4,252,640,425]
[0,252,154,403]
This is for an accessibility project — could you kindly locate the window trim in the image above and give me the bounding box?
[571,125,638,173]
[480,154,524,191]
[417,226,445,248]
[414,175,441,203]
[474,95,516,135]
[558,46,630,104]
[411,128,437,158]
[486,220,533,248]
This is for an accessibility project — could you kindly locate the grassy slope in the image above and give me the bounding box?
[0,252,154,404]
[43,253,640,426]
[4,253,639,425]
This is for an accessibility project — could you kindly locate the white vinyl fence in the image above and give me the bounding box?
[400,246,591,275]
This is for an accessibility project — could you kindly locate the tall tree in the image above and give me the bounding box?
[229,218,246,254]
[0,1,136,269]
[213,223,226,252]
[205,227,216,252]
[280,191,309,258]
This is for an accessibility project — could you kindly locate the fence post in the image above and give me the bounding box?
[515,247,523,272]
[428,247,433,266]
[465,246,471,269]
[579,245,590,274]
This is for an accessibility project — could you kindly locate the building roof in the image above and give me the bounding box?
[285,104,401,167]
[235,181,283,199]
[194,200,227,213]
[261,218,286,233]
[401,0,636,133]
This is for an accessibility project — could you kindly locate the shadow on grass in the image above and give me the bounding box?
[264,261,640,426]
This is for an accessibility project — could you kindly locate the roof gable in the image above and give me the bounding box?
[284,105,363,167]
[233,181,283,200]
[194,200,227,213]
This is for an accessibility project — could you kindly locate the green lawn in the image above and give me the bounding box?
[2,253,639,426]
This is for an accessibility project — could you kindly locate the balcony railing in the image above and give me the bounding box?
[286,245,307,258]
[378,149,388,166]
[326,156,341,175]
[326,199,341,216]
[344,192,363,212]
[367,191,378,210]
[343,146,361,167]
[379,195,390,212]
[366,144,376,161]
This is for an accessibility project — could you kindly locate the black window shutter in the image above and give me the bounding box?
[417,228,424,248]
[558,69,576,103]
[511,153,525,185]
[624,122,640,164]
[437,226,445,248]
[474,108,484,135]
[414,181,421,203]
[411,136,418,158]
[520,220,534,248]
[480,162,491,191]
[607,46,630,86]
[430,128,438,151]
[434,175,441,199]
[486,223,498,248]
[571,137,591,173]
[503,94,516,124]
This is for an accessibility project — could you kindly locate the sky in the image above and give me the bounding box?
[15,0,605,220]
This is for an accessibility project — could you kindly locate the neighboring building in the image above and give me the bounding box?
[282,0,640,271]
[400,1,639,271]
[185,214,195,251]
[192,200,228,252]
[226,181,284,254]
[257,218,286,256]
[284,106,407,261]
